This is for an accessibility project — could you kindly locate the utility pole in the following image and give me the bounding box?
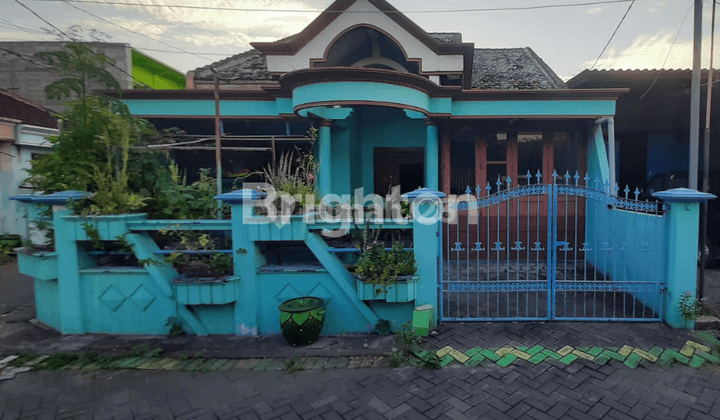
[212,68,223,219]
[700,0,716,298]
[690,0,703,189]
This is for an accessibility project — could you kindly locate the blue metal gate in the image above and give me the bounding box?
[440,171,666,322]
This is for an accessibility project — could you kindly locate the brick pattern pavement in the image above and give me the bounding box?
[1,361,720,420]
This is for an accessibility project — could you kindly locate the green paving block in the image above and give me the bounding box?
[528,353,548,364]
[527,346,544,356]
[658,351,675,367]
[695,351,719,364]
[689,355,706,369]
[649,347,664,357]
[116,358,138,368]
[559,354,578,365]
[623,353,643,369]
[335,358,350,369]
[466,347,484,357]
[577,347,590,352]
[666,349,690,365]
[182,360,202,371]
[696,331,720,350]
[481,349,501,362]
[439,355,454,367]
[541,349,562,360]
[517,347,528,351]
[593,354,611,366]
[601,350,626,362]
[588,347,604,357]
[464,353,486,367]
[207,359,228,371]
[496,354,518,367]
[312,358,329,370]
[607,346,619,352]
[195,360,217,372]
[325,358,341,369]
[234,359,260,370]
[128,358,149,369]
[254,359,273,371]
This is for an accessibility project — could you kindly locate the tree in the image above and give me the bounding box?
[27,42,146,198]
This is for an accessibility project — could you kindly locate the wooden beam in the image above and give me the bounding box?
[475,135,486,191]
[442,130,452,195]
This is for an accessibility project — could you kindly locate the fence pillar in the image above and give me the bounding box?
[24,191,91,334]
[216,189,267,336]
[653,188,715,328]
[425,120,439,191]
[317,121,332,199]
[404,187,446,327]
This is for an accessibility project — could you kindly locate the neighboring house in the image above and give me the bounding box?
[567,69,720,190]
[0,41,184,112]
[117,0,623,200]
[0,89,58,239]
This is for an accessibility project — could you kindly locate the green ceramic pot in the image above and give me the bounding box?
[279,297,325,346]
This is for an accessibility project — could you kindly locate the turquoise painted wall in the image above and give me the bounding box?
[356,107,426,195]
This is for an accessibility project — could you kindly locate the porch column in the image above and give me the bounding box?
[442,131,451,195]
[318,120,332,198]
[475,135,486,190]
[608,117,616,193]
[425,120,439,190]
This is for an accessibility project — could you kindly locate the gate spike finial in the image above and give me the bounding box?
[506,176,512,188]
[526,170,532,185]
[584,172,590,186]
[564,170,570,184]
[495,176,502,189]
[624,185,630,198]
[594,178,601,190]
[552,169,558,183]
[614,183,620,195]
[486,182,492,194]
[634,187,640,200]
[465,185,472,195]
[574,171,580,185]
[535,169,542,182]
[603,181,610,194]
[475,184,482,196]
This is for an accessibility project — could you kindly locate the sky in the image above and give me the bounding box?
[0,0,718,81]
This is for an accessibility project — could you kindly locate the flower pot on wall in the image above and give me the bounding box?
[279,297,325,346]
[355,275,418,302]
[173,277,240,305]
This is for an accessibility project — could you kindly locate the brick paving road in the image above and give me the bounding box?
[2,359,720,420]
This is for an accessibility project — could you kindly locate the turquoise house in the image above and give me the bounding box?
[10,0,715,337]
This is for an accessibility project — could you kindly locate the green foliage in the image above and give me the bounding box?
[82,222,104,250]
[258,146,319,215]
[147,165,228,219]
[395,321,422,348]
[165,317,185,337]
[283,357,305,372]
[129,344,164,358]
[373,319,392,335]
[162,231,233,278]
[417,352,442,369]
[679,291,705,322]
[387,350,405,368]
[0,245,14,265]
[355,243,417,292]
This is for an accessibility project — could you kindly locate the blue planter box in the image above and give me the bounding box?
[17,250,58,281]
[174,277,240,305]
[355,276,418,302]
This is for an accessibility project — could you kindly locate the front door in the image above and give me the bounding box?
[374,147,424,197]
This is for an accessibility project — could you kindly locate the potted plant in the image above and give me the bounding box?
[279,297,326,346]
[354,242,418,302]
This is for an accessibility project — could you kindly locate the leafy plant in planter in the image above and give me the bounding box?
[161,231,233,278]
[355,242,417,296]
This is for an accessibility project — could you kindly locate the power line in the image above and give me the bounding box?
[13,0,152,88]
[0,16,49,41]
[60,0,213,62]
[638,1,695,100]
[27,0,635,14]
[590,0,635,70]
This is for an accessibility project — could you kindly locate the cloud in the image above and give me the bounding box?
[583,32,706,70]
[586,7,602,14]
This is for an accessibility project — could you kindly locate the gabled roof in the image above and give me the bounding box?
[192,47,566,90]
[0,89,58,128]
[472,48,565,90]
[193,49,275,82]
[249,0,474,58]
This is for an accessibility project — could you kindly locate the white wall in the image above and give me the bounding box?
[265,0,464,74]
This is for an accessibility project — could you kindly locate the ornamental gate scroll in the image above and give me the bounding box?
[440,171,666,322]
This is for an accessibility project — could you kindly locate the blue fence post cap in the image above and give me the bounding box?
[402,188,446,201]
[652,188,716,203]
[10,190,92,205]
[215,189,268,204]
